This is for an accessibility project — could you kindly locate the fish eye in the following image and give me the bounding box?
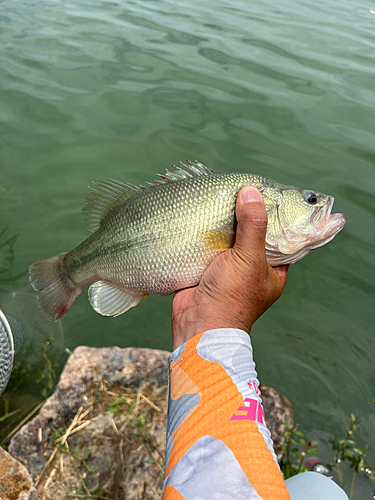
[304,191,318,205]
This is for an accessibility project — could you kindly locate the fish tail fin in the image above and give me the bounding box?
[29,253,82,321]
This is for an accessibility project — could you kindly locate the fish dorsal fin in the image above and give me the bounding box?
[83,179,140,232]
[88,280,143,316]
[145,160,215,187]
[178,160,215,176]
[83,161,215,230]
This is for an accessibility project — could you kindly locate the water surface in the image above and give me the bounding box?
[1,0,374,495]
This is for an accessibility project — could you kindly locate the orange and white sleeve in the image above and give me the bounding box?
[162,328,290,500]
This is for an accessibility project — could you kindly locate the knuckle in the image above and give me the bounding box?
[241,207,268,230]
[249,215,268,230]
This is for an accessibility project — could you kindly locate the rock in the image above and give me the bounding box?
[9,346,170,500]
[260,384,294,460]
[8,346,293,500]
[0,447,37,500]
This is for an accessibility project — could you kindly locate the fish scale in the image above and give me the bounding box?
[29,161,346,320]
[66,173,245,294]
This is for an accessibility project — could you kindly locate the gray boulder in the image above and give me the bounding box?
[9,346,293,499]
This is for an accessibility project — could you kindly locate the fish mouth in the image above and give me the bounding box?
[310,196,346,249]
[266,195,346,266]
[312,196,333,228]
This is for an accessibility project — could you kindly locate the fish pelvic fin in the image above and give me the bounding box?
[83,179,141,232]
[88,281,143,316]
[29,253,82,321]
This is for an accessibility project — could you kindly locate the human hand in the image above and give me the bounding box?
[171,187,289,350]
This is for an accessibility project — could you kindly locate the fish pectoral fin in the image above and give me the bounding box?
[83,179,141,232]
[200,229,235,252]
[88,281,143,317]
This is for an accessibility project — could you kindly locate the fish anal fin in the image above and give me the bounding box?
[83,179,140,232]
[88,281,143,316]
[201,229,234,252]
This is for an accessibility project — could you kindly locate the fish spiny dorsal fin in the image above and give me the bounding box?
[185,160,215,176]
[83,179,140,232]
[83,161,216,231]
[154,160,216,185]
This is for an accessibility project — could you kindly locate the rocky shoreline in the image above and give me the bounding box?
[2,346,294,500]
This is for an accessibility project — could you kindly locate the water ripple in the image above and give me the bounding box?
[1,0,374,496]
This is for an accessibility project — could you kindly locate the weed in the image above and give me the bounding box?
[279,423,318,479]
[280,414,374,499]
[0,396,20,423]
[36,335,56,398]
[330,414,374,499]
[34,383,167,499]
[0,227,24,284]
[109,393,165,473]
[108,396,127,414]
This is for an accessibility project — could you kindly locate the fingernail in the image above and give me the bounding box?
[241,187,262,203]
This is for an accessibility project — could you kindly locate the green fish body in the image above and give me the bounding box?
[29,161,346,320]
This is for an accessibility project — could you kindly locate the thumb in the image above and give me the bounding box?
[233,186,268,263]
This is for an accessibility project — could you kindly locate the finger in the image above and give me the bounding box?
[269,264,289,300]
[273,264,289,280]
[233,187,268,264]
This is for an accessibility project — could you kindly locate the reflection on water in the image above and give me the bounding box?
[0,0,374,495]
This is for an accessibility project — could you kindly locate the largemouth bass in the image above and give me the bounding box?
[29,161,346,320]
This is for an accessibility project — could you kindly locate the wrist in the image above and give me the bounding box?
[172,317,253,350]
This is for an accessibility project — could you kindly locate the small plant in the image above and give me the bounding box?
[280,415,374,499]
[36,335,56,398]
[331,414,367,469]
[330,414,374,499]
[40,406,109,499]
[73,483,108,499]
[109,393,165,472]
[0,226,23,284]
[279,423,318,479]
[0,396,20,423]
[109,396,127,414]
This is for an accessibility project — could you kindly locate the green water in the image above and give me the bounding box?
[1,0,374,495]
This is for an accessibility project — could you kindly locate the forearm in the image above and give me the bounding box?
[162,328,290,500]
